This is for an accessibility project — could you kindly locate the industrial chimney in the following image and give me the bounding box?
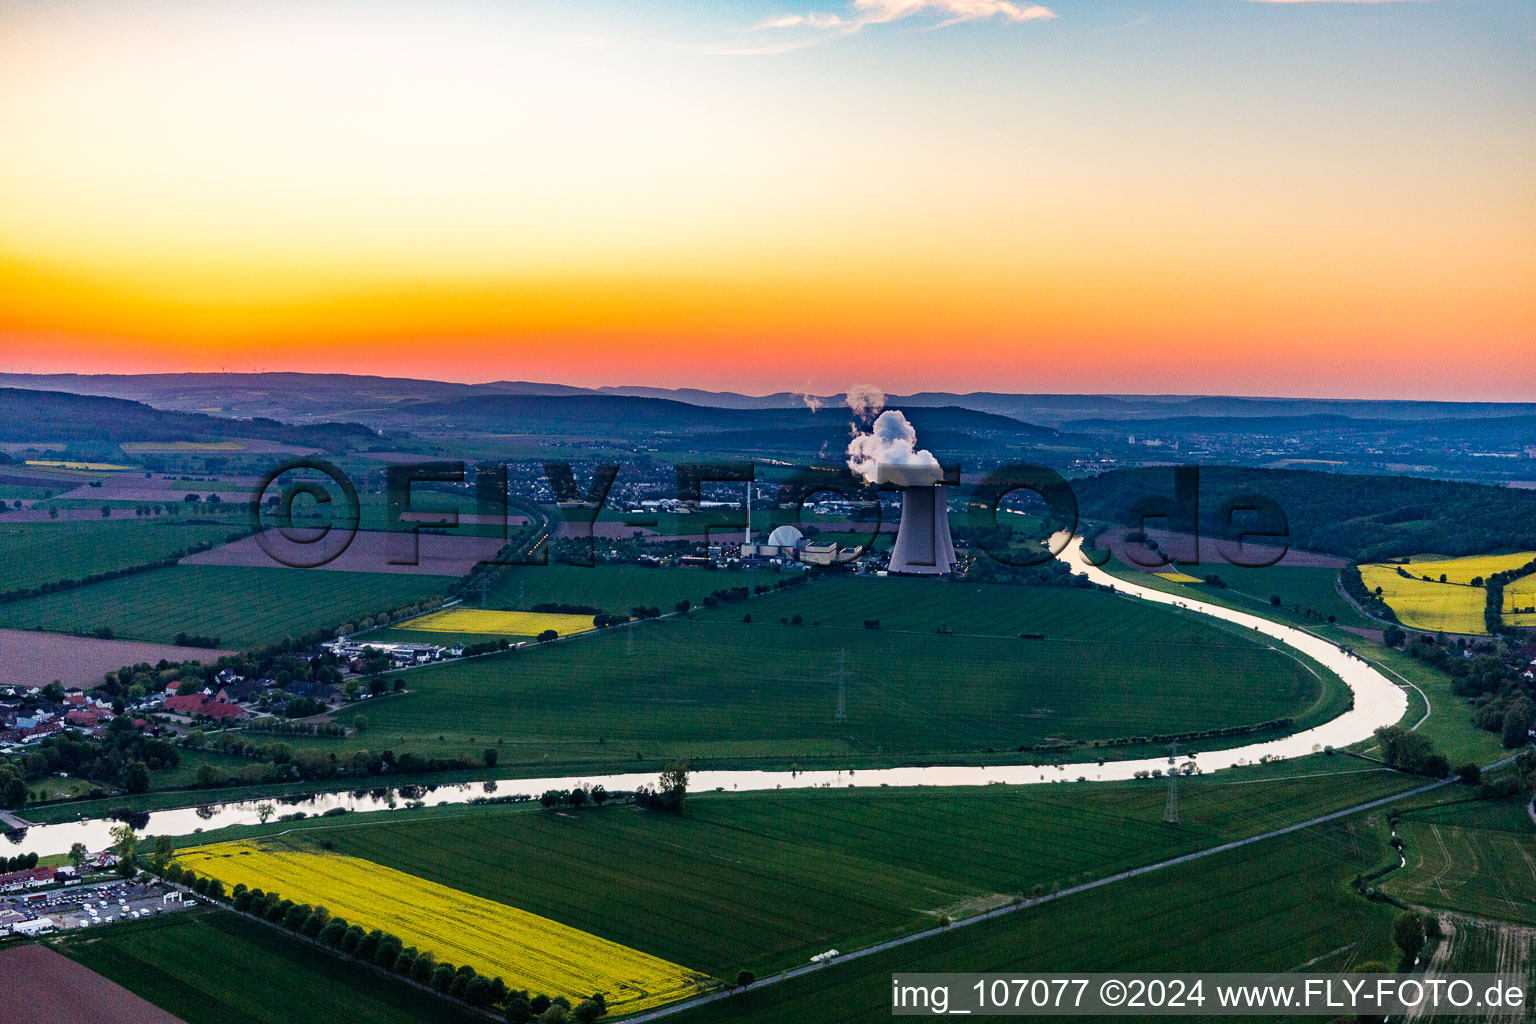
[888,483,955,575]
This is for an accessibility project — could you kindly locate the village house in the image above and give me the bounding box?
[283,680,344,705]
[0,866,57,893]
[162,693,250,722]
[217,678,267,704]
[64,708,110,729]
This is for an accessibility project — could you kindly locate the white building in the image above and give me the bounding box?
[12,917,56,936]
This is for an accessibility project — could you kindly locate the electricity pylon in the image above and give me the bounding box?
[1163,742,1181,824]
[835,650,847,724]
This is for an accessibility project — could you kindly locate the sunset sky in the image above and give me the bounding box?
[1,0,1532,398]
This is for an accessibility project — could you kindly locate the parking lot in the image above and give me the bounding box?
[2,879,195,934]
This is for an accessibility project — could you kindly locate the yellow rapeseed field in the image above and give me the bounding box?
[1397,551,1536,585]
[178,841,707,1012]
[1153,572,1203,583]
[1359,564,1487,634]
[1503,578,1536,628]
[404,608,596,638]
[24,459,134,471]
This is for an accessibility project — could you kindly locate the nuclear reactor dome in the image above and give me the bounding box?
[766,525,805,549]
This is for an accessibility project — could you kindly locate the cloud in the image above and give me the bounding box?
[714,0,1054,55]
[853,0,1057,27]
[847,409,943,486]
[751,13,849,29]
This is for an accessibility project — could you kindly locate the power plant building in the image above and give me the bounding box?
[887,483,956,575]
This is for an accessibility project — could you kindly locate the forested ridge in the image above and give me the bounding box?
[1073,466,1536,562]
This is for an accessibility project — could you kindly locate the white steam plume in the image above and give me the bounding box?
[846,409,942,487]
[797,388,825,413]
[844,383,885,421]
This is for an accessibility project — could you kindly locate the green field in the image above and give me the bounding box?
[0,519,235,593]
[695,575,1239,641]
[1193,564,1371,627]
[1435,914,1535,983]
[1099,556,1373,630]
[667,812,1403,1024]
[481,564,743,616]
[318,582,1340,769]
[182,761,1416,980]
[1384,798,1536,924]
[55,911,483,1024]
[0,564,452,648]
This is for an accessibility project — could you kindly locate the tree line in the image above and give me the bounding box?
[159,865,610,1023]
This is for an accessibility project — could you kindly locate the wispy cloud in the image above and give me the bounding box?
[709,0,1055,55]
[751,12,849,30]
[853,0,1057,28]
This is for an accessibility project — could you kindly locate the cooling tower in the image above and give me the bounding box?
[889,484,955,575]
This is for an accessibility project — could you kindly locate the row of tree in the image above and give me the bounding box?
[159,863,608,1023]
[0,851,40,873]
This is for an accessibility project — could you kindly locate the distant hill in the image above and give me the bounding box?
[397,393,1056,442]
[1063,413,1536,451]
[5,372,1532,429]
[0,388,379,450]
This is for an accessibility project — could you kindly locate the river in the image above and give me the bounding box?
[4,536,1406,857]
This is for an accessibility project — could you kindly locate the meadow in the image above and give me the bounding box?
[1321,634,1507,767]
[1358,564,1487,634]
[666,811,1403,1024]
[1194,564,1370,627]
[693,574,1252,643]
[480,563,739,616]
[211,762,1418,979]
[1102,557,1372,629]
[177,841,705,1012]
[1383,798,1536,924]
[320,585,1338,770]
[55,911,486,1024]
[0,519,234,594]
[0,564,452,648]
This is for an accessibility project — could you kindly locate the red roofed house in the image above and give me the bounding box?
[163,694,248,721]
[64,709,104,728]
[0,866,57,893]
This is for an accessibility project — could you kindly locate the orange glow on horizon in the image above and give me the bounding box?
[1,0,1531,399]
